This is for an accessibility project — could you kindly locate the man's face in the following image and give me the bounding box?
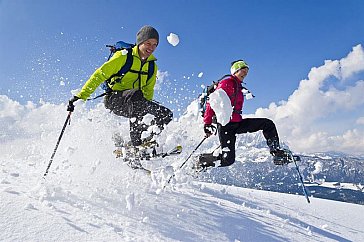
[235,67,249,80]
[138,39,158,60]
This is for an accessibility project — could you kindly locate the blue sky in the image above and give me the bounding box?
[1,0,364,154]
[0,0,362,111]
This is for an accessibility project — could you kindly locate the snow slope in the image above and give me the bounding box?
[1,95,364,241]
[1,171,363,241]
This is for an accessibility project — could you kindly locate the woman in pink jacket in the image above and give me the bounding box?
[196,60,291,170]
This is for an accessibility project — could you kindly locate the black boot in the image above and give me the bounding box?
[267,137,280,154]
[267,138,292,165]
[194,153,220,171]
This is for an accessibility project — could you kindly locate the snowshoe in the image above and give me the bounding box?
[159,145,182,158]
[192,153,220,172]
[114,145,151,173]
[137,140,159,160]
[137,143,183,159]
[192,162,207,174]
[272,148,300,165]
[139,139,158,149]
[113,139,157,159]
[114,142,182,160]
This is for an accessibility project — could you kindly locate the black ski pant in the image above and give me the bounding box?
[104,89,173,146]
[199,118,279,168]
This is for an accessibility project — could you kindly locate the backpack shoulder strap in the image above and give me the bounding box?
[116,49,133,77]
[220,74,232,81]
[147,60,155,81]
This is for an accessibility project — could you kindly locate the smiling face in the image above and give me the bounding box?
[234,67,249,81]
[138,39,158,60]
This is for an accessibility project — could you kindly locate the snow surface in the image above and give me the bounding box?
[1,95,364,241]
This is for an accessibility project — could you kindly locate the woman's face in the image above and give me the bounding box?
[235,67,249,81]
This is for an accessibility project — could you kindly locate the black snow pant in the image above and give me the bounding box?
[199,118,279,168]
[104,89,173,146]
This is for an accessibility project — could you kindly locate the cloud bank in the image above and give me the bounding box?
[252,44,364,155]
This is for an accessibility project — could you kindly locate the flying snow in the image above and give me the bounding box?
[209,88,232,125]
[167,33,180,47]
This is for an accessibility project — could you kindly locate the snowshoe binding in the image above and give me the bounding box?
[192,153,220,173]
[271,148,300,165]
[114,139,158,159]
[115,145,151,173]
[267,138,300,165]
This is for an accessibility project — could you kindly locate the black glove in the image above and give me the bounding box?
[67,96,80,112]
[204,124,216,138]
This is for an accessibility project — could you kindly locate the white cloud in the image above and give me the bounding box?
[340,44,364,79]
[0,95,25,119]
[253,44,364,155]
[356,117,364,125]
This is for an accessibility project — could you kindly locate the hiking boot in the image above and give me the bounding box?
[271,148,293,165]
[267,137,280,154]
[267,137,292,165]
[193,153,220,172]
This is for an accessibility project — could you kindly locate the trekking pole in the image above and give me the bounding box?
[290,153,310,203]
[43,111,72,177]
[163,137,207,189]
[294,159,311,203]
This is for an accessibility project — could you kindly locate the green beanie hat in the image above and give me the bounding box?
[230,60,249,74]
[136,25,159,45]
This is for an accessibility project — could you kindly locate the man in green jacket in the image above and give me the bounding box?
[68,26,173,147]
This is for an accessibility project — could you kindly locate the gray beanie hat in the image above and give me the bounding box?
[136,26,159,45]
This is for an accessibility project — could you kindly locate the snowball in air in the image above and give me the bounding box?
[167,33,180,46]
